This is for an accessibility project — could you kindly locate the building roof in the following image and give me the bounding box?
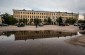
[13,9,78,14]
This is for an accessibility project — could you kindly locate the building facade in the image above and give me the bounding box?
[78,15,84,20]
[0,15,2,24]
[84,15,85,20]
[13,9,79,24]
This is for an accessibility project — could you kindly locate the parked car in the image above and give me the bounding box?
[59,23,65,26]
[2,24,8,26]
[74,23,79,26]
[65,23,69,26]
[0,24,8,26]
[17,23,25,27]
[0,24,2,26]
[15,23,19,26]
[39,23,44,26]
[79,23,85,30]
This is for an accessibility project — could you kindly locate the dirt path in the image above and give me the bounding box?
[67,35,85,47]
[0,25,80,32]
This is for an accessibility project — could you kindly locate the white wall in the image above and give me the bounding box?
[78,15,84,20]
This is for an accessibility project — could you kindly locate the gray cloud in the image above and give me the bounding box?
[0,0,85,14]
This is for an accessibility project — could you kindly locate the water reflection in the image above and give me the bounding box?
[0,30,77,40]
[0,31,14,37]
[0,31,85,55]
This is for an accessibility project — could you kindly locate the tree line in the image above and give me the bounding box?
[1,13,81,25]
[2,13,17,25]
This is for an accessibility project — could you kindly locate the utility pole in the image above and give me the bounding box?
[76,12,79,23]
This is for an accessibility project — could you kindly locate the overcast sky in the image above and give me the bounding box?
[0,0,85,14]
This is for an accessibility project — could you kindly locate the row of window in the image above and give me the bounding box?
[17,19,44,21]
[15,15,48,18]
[14,11,75,16]
[15,15,76,18]
[14,11,48,15]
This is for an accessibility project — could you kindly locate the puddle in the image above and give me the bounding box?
[0,30,85,55]
[0,30,77,40]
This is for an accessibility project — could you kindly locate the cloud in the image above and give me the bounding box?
[0,0,85,14]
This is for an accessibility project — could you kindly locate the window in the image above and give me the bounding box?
[32,16,33,18]
[23,12,24,14]
[39,13,41,14]
[40,16,41,18]
[42,13,43,15]
[21,12,22,14]
[30,16,31,18]
[38,16,39,18]
[46,16,48,18]
[34,16,35,18]
[28,19,29,21]
[44,16,45,18]
[42,16,43,18]
[26,16,27,18]
[36,16,38,18]
[28,16,29,18]
[56,16,57,18]
[21,15,22,18]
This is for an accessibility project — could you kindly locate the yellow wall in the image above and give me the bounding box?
[13,9,79,22]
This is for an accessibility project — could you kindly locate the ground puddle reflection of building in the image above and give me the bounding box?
[14,30,77,40]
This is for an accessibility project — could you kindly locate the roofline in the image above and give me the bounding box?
[13,9,78,14]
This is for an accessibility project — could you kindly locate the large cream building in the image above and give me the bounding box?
[13,9,79,24]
